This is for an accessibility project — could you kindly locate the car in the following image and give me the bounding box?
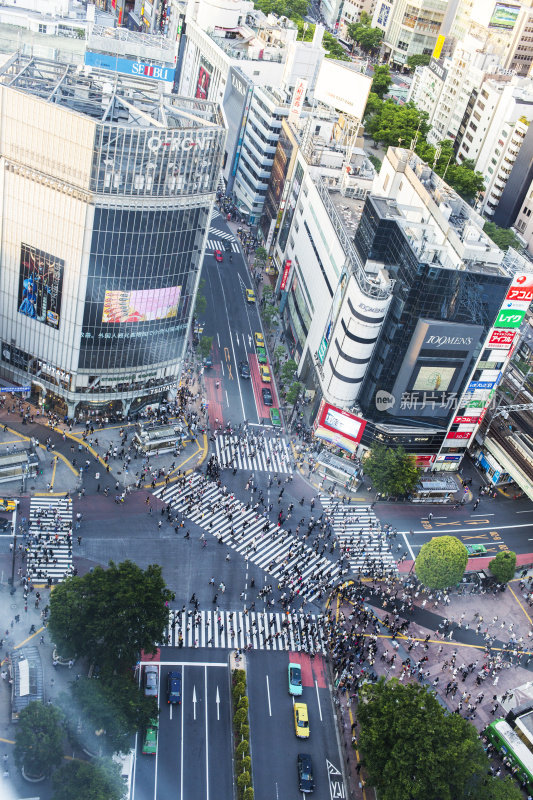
[465,544,488,557]
[256,346,267,365]
[270,407,281,427]
[254,331,264,348]
[239,361,251,379]
[142,718,159,755]
[288,662,302,695]
[246,289,256,303]
[214,249,223,262]
[262,387,273,406]
[0,518,11,531]
[0,499,16,511]
[143,664,158,698]
[167,670,182,704]
[294,702,309,738]
[260,365,271,383]
[297,753,315,793]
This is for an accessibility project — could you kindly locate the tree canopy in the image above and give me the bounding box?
[483,221,523,252]
[252,0,308,19]
[371,65,392,99]
[415,535,468,589]
[489,550,516,583]
[61,676,157,755]
[365,100,430,148]
[323,32,351,61]
[346,16,383,52]
[363,444,420,496]
[48,560,172,676]
[14,701,65,777]
[406,53,431,70]
[51,757,126,800]
[358,679,488,800]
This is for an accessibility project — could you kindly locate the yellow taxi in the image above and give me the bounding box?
[254,331,264,348]
[260,365,271,383]
[246,289,256,303]
[294,703,309,739]
[0,498,17,511]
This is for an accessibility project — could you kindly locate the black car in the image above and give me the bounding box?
[262,387,273,406]
[0,518,10,531]
[298,754,314,792]
[239,361,251,379]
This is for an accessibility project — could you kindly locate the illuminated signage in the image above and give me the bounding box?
[494,309,526,328]
[505,273,533,304]
[488,329,516,348]
[280,260,292,292]
[84,51,175,83]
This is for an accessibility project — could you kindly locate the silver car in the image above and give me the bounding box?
[144,665,158,698]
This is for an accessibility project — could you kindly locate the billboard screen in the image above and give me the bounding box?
[102,286,181,323]
[318,402,366,442]
[195,65,210,100]
[412,366,456,392]
[314,61,372,119]
[489,2,520,29]
[18,243,64,329]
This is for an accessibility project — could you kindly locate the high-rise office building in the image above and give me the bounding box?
[0,54,225,419]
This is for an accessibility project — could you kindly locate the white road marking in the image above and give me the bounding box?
[411,522,533,534]
[180,668,185,800]
[315,679,322,722]
[266,674,272,717]
[205,667,210,800]
[517,510,533,514]
[193,685,197,720]
[402,531,415,560]
[216,686,220,721]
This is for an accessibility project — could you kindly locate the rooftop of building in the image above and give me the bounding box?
[0,53,224,129]
[87,24,176,61]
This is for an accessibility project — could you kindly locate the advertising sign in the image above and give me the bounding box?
[415,455,435,467]
[317,337,328,364]
[84,51,175,83]
[317,403,366,443]
[505,273,533,304]
[280,260,292,292]
[436,454,462,462]
[195,65,210,100]
[454,415,481,424]
[289,78,308,121]
[314,61,372,119]
[468,381,495,391]
[488,329,516,348]
[18,244,64,330]
[446,431,471,440]
[102,286,181,323]
[489,2,520,29]
[494,309,526,328]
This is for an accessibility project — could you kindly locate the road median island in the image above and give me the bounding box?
[231,655,254,800]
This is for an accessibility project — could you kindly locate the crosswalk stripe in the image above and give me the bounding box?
[214,432,292,474]
[160,609,328,652]
[25,497,73,584]
[320,496,398,576]
[209,227,234,240]
[157,473,342,603]
[205,239,240,253]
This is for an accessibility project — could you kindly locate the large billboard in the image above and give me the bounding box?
[18,244,64,330]
[314,401,366,454]
[489,2,520,29]
[195,60,211,100]
[102,286,181,323]
[84,51,175,83]
[314,61,372,120]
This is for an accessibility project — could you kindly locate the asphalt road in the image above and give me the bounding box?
[247,650,345,800]
[133,651,233,800]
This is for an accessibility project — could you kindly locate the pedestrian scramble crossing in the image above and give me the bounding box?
[209,226,234,241]
[205,238,240,253]
[214,431,293,474]
[160,609,328,653]
[26,496,73,584]
[320,497,397,576]
[155,473,342,603]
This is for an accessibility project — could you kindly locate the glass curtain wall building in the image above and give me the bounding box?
[0,55,225,418]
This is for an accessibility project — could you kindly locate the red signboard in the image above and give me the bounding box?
[453,416,480,425]
[317,402,367,444]
[415,455,435,466]
[506,273,533,304]
[280,260,292,292]
[446,431,471,440]
[488,329,516,349]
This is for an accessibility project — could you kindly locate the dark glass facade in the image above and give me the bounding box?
[355,195,511,428]
[80,205,208,370]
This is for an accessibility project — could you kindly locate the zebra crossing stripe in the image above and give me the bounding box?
[160,609,328,652]
[157,474,342,602]
[26,497,73,583]
[205,239,239,253]
[209,227,234,240]
[214,433,292,474]
[320,496,398,575]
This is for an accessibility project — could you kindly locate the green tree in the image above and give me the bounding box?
[415,536,468,589]
[195,278,207,316]
[365,101,430,148]
[371,65,392,99]
[406,53,431,70]
[281,358,298,383]
[368,153,382,172]
[286,381,303,405]
[14,701,64,778]
[358,679,487,800]
[261,303,278,329]
[262,284,274,303]
[323,32,351,61]
[364,92,384,118]
[252,0,308,19]
[363,444,420,496]
[483,221,523,251]
[346,20,383,51]
[489,550,517,583]
[443,159,485,201]
[296,19,315,40]
[63,677,157,755]
[48,561,172,676]
[475,776,523,800]
[51,757,126,800]
[199,336,213,360]
[274,344,286,371]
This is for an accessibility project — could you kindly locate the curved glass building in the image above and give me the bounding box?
[0,55,225,418]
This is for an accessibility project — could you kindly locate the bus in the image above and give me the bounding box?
[484,719,533,789]
[133,424,186,455]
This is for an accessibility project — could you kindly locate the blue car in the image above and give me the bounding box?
[288,662,302,696]
[167,670,182,704]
